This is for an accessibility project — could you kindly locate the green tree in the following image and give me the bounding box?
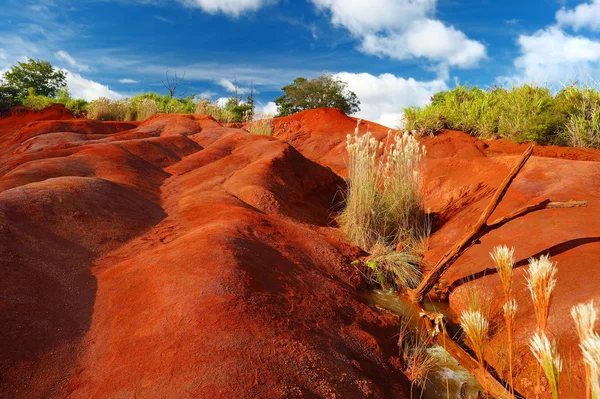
[3,58,67,98]
[274,73,360,117]
[0,85,21,113]
[224,97,252,122]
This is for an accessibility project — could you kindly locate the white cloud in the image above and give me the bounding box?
[259,101,278,116]
[310,0,486,73]
[361,19,486,72]
[335,72,448,128]
[0,49,6,60]
[311,0,435,33]
[218,78,250,94]
[177,0,276,17]
[55,50,90,72]
[64,69,122,101]
[556,0,600,31]
[502,27,600,86]
[198,90,216,99]
[119,78,140,83]
[215,97,230,107]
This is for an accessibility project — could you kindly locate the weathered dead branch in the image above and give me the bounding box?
[408,145,535,303]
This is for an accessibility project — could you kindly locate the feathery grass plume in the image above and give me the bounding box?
[525,254,558,332]
[582,333,600,399]
[490,245,515,300]
[503,299,518,395]
[573,301,599,399]
[573,301,598,341]
[530,332,562,399]
[339,123,428,291]
[459,310,489,367]
[339,123,427,251]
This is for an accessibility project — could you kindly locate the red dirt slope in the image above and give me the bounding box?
[273,108,395,176]
[274,109,600,399]
[0,110,409,398]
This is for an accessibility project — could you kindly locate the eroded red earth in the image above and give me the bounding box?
[0,106,408,399]
[1,105,599,398]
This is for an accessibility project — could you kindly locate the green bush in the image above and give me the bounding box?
[20,88,90,117]
[403,83,600,147]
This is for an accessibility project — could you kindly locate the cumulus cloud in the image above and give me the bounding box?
[215,97,230,107]
[218,78,250,94]
[55,50,90,72]
[556,0,600,31]
[335,72,448,128]
[196,90,215,99]
[310,0,486,73]
[259,101,278,116]
[119,78,140,83]
[64,70,122,101]
[178,0,276,17]
[502,11,600,86]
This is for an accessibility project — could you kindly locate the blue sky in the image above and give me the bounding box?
[2,0,600,127]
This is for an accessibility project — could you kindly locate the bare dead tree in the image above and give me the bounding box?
[162,69,187,99]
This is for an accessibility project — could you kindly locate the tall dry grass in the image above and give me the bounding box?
[573,301,599,399]
[530,332,563,399]
[339,123,427,250]
[525,254,558,333]
[248,114,274,136]
[582,334,600,399]
[397,323,438,397]
[490,245,515,300]
[490,245,517,394]
[503,298,518,396]
[459,309,490,393]
[339,123,427,290]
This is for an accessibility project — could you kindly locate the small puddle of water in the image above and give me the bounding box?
[365,289,484,399]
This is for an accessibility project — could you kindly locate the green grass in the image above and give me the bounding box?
[403,83,600,148]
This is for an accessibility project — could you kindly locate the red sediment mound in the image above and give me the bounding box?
[0,111,409,398]
[275,108,600,398]
[273,108,395,175]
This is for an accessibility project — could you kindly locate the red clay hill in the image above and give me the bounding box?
[0,105,599,398]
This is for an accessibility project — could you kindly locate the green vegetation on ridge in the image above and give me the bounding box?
[403,84,600,148]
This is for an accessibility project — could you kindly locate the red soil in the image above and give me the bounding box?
[3,106,599,398]
[274,110,600,399]
[0,108,409,398]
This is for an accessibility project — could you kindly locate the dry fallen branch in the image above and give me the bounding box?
[407,143,588,304]
[408,145,535,303]
[420,311,516,399]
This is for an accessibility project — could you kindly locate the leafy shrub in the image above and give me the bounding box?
[403,83,600,147]
[22,88,56,110]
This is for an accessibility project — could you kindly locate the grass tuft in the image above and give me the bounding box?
[573,300,599,399]
[397,324,438,394]
[339,122,428,291]
[581,334,600,399]
[530,331,563,399]
[248,113,274,136]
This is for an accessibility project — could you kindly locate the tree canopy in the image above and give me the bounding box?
[3,58,67,98]
[274,73,360,117]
